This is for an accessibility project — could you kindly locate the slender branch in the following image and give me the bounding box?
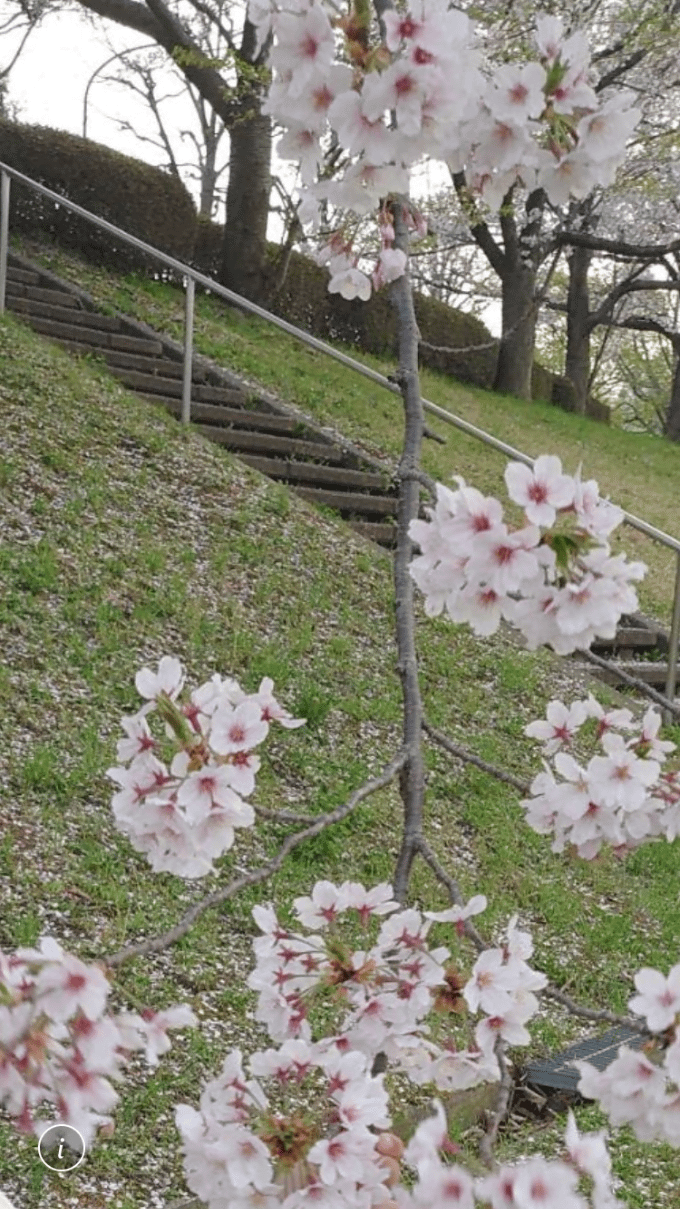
[422,719,531,795]
[389,204,427,903]
[580,650,680,718]
[253,803,318,825]
[479,1039,513,1167]
[451,170,506,277]
[103,749,408,968]
[554,230,680,259]
[542,984,650,1035]
[414,836,485,953]
[399,466,438,505]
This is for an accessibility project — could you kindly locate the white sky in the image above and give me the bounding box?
[3,10,502,333]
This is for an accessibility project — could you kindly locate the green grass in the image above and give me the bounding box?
[1,247,680,1208]
[15,233,680,633]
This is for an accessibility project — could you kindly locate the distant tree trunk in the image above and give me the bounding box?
[663,343,680,441]
[199,127,218,218]
[564,243,593,414]
[220,109,272,301]
[494,258,538,400]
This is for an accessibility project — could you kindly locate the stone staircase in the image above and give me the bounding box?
[4,249,678,699]
[4,252,401,549]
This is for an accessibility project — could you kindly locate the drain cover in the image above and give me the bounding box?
[524,1025,650,1095]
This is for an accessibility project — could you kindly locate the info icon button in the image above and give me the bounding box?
[38,1124,86,1172]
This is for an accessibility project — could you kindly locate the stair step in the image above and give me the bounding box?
[7,266,41,285]
[295,486,398,516]
[593,661,677,689]
[22,315,164,356]
[350,520,397,547]
[592,627,661,651]
[238,454,390,492]
[5,280,81,308]
[196,426,349,462]
[8,297,124,330]
[58,345,198,379]
[157,399,308,434]
[110,367,255,406]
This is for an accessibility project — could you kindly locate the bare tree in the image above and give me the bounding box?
[65,0,273,300]
[83,40,229,217]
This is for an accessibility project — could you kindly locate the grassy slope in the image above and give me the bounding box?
[0,255,679,1207]
[16,235,680,630]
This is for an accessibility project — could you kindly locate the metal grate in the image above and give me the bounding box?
[524,1026,650,1094]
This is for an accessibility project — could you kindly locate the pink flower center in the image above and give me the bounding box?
[313,85,334,110]
[395,73,416,96]
[528,481,549,503]
[301,34,319,59]
[398,17,420,38]
[510,83,529,104]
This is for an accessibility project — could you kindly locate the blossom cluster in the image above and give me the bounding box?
[523,695,680,858]
[107,656,305,878]
[176,1050,622,1209]
[408,455,646,654]
[174,882,627,1209]
[576,963,680,1148]
[245,881,547,1088]
[249,1,640,297]
[0,936,196,1146]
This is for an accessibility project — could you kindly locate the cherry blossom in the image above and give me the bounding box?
[409,458,645,655]
[523,694,680,857]
[504,455,575,527]
[628,964,680,1033]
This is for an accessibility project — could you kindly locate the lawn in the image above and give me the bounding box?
[1,254,680,1208]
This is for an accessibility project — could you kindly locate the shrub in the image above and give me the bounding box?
[0,121,196,271]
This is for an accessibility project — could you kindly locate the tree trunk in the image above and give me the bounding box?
[199,130,218,218]
[564,243,593,414]
[219,109,272,301]
[494,260,537,400]
[663,344,680,441]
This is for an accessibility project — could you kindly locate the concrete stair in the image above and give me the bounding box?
[4,254,400,548]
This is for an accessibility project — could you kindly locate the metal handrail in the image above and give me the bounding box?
[1,158,679,705]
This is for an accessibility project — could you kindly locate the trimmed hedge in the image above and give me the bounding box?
[0,137,608,423]
[193,226,567,405]
[0,121,196,270]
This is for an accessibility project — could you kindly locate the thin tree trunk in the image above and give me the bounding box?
[663,344,680,441]
[220,109,272,301]
[564,243,593,414]
[494,260,537,400]
[389,203,426,903]
[199,129,218,218]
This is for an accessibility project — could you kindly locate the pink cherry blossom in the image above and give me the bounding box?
[504,455,575,526]
[328,266,372,301]
[524,699,588,755]
[135,655,184,701]
[488,62,547,123]
[629,964,680,1032]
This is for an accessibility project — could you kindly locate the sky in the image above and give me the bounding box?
[2,7,501,333]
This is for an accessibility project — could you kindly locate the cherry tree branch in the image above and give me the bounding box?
[580,650,680,718]
[389,206,427,903]
[422,719,531,795]
[415,835,485,953]
[479,1039,513,1168]
[103,748,408,968]
[543,984,650,1036]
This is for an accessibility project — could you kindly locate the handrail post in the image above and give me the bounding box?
[0,171,10,314]
[664,551,680,724]
[182,275,195,424]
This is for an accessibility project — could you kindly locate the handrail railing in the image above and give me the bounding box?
[1,158,679,707]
